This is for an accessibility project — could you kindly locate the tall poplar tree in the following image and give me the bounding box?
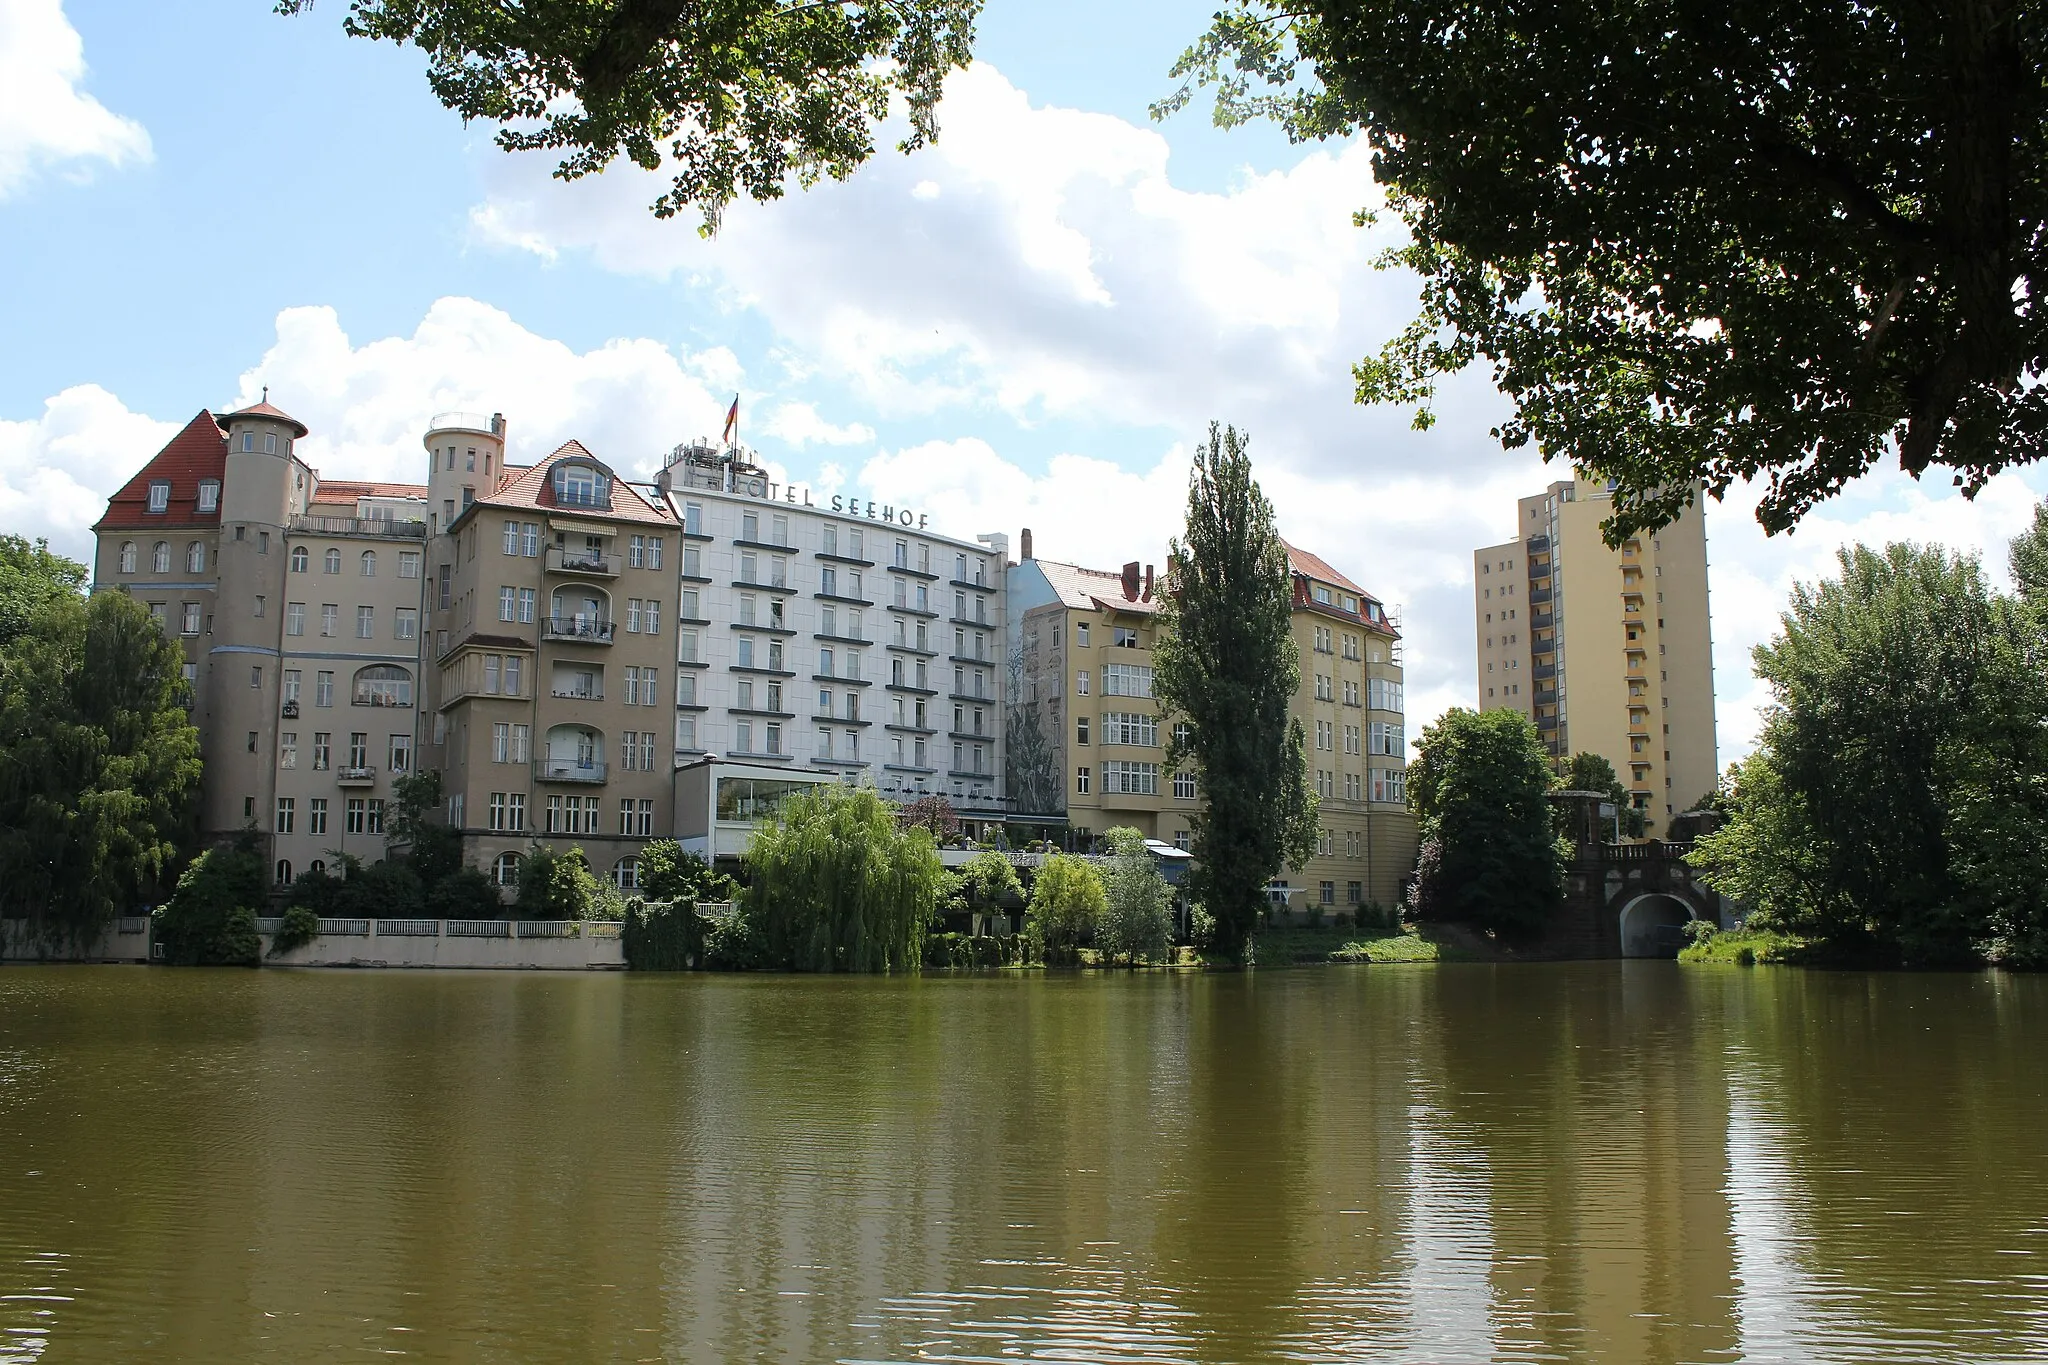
[1155,423,1318,963]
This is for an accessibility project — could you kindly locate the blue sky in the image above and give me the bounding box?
[5,0,2046,762]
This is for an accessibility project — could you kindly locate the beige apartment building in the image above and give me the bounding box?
[1284,542,1418,912]
[93,400,433,883]
[414,416,681,891]
[1474,477,1717,836]
[1009,534,1417,913]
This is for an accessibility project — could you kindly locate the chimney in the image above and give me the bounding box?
[490,412,505,438]
[1143,563,1154,600]
[1121,560,1141,601]
[1020,527,1034,561]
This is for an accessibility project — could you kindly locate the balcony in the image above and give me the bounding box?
[550,687,604,701]
[1525,534,1550,553]
[546,546,619,577]
[1531,635,1555,654]
[288,514,426,539]
[542,617,615,645]
[534,758,608,783]
[1533,662,1557,680]
[281,700,300,719]
[337,765,377,786]
[1534,685,1558,704]
[1536,713,1560,731]
[1530,611,1554,629]
[1529,586,1554,605]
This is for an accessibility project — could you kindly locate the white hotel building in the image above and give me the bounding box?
[653,444,1011,857]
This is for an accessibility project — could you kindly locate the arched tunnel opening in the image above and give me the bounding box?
[1619,894,1696,958]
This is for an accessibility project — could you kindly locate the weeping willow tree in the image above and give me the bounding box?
[744,784,944,971]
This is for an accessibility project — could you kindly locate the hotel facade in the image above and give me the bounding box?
[1472,478,1717,835]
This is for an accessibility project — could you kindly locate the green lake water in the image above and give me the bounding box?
[0,963,2043,1363]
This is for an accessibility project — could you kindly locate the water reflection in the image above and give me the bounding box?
[0,965,2045,1362]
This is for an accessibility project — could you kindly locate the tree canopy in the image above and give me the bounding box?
[1407,707,1562,937]
[745,783,942,971]
[0,585,201,942]
[283,0,980,229]
[1692,529,2048,966]
[0,535,87,647]
[1560,751,1646,839]
[1096,828,1173,967]
[1163,2,2048,539]
[1154,423,1319,962]
[1025,852,1105,967]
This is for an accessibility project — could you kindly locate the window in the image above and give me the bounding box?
[1101,712,1158,746]
[250,666,263,689]
[274,797,296,834]
[508,793,526,832]
[195,480,220,514]
[282,602,304,636]
[253,595,265,619]
[389,734,411,773]
[1348,881,1363,905]
[353,665,413,708]
[308,798,328,836]
[1103,664,1154,697]
[494,852,521,886]
[677,715,698,749]
[1076,716,1090,745]
[1320,881,1336,906]
[1173,770,1198,800]
[554,463,608,507]
[151,541,170,573]
[360,550,377,577]
[395,608,418,640]
[356,606,375,639]
[185,542,205,573]
[518,587,536,623]
[1369,678,1405,712]
[489,792,507,831]
[324,548,341,574]
[315,671,334,707]
[1113,627,1139,648]
[1101,761,1160,795]
[147,482,170,514]
[181,603,201,635]
[1076,670,1090,696]
[118,542,136,573]
[1369,722,1404,756]
[1371,768,1407,803]
[613,857,641,891]
[290,545,307,573]
[396,551,420,580]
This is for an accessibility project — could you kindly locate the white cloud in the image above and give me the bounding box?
[468,62,1508,473]
[762,401,876,449]
[0,384,176,561]
[0,0,151,198]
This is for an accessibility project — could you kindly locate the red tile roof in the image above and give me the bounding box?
[1282,539,1368,597]
[458,441,676,528]
[94,411,227,532]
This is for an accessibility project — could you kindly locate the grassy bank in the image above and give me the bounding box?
[1233,924,1477,966]
[1677,927,1808,964]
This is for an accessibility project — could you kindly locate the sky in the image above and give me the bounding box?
[4,0,2045,770]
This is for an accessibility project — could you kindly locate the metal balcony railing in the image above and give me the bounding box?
[542,617,615,644]
[533,758,608,783]
[545,546,619,577]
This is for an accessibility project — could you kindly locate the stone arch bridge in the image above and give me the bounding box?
[1548,792,1728,958]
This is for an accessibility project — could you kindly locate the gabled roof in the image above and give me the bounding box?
[1282,539,1367,597]
[1282,538,1398,637]
[1031,558,1161,616]
[458,441,676,528]
[94,411,227,533]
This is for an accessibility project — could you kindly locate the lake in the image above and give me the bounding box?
[0,963,2043,1363]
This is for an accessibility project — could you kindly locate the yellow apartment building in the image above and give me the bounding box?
[1473,478,1717,835]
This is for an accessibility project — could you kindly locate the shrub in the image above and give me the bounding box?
[268,904,321,957]
[1026,854,1106,966]
[623,898,704,970]
[922,931,1018,969]
[427,867,505,920]
[154,837,265,966]
[514,843,602,920]
[702,904,768,970]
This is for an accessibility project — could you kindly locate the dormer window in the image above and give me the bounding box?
[553,464,608,508]
[146,481,170,514]
[197,480,220,513]
[1313,585,1332,604]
